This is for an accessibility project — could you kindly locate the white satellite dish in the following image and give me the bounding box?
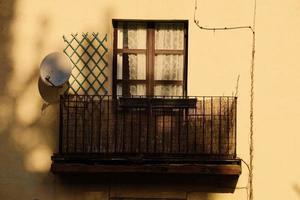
[40,52,72,87]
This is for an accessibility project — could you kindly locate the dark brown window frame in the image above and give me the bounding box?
[112,19,189,97]
[110,198,186,200]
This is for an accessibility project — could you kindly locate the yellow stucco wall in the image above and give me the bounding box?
[0,0,300,199]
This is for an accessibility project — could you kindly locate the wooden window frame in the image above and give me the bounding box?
[110,198,186,200]
[112,19,189,97]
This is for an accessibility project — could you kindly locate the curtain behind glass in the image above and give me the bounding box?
[154,23,184,96]
[117,23,147,96]
[116,22,185,97]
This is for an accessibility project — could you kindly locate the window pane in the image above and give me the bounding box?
[130,84,146,96]
[117,54,146,80]
[154,55,183,80]
[154,85,183,96]
[117,54,123,79]
[117,84,122,96]
[118,23,147,49]
[117,83,146,96]
[155,23,184,50]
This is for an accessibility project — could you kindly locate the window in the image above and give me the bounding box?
[112,20,188,97]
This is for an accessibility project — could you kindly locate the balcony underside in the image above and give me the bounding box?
[51,154,241,175]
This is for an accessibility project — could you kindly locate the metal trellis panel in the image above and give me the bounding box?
[63,33,108,95]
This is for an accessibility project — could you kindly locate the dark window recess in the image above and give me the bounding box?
[112,20,188,97]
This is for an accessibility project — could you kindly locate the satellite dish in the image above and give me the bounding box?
[38,77,69,103]
[40,52,72,87]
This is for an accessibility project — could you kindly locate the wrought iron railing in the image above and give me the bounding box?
[58,95,237,159]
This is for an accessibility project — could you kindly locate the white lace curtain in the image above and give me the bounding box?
[117,23,184,96]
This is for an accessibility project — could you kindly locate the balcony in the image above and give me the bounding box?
[51,95,241,175]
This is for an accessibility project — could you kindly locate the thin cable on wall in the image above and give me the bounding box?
[193,0,256,200]
[249,1,256,200]
[193,0,255,34]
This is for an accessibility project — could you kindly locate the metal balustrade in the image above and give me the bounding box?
[58,95,237,160]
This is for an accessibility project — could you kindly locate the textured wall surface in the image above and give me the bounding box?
[0,0,300,199]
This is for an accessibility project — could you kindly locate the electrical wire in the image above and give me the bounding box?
[234,75,240,97]
[249,1,257,200]
[193,0,257,199]
[193,0,255,33]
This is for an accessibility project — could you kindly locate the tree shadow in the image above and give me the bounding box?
[0,0,15,96]
[0,2,60,198]
[293,184,300,198]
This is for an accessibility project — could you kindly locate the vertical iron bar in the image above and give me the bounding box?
[170,108,173,153]
[59,95,63,153]
[227,97,230,156]
[186,106,189,153]
[74,96,78,153]
[99,96,102,152]
[234,97,237,157]
[130,107,134,153]
[82,96,86,153]
[219,96,222,156]
[146,106,150,153]
[202,97,205,153]
[194,99,197,153]
[154,109,157,153]
[114,98,118,153]
[210,97,213,154]
[162,103,165,154]
[122,108,126,153]
[66,96,70,153]
[91,96,94,152]
[178,107,181,153]
[138,107,141,153]
[106,96,110,153]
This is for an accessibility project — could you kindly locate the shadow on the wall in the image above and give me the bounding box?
[0,0,15,95]
[53,173,239,200]
[38,77,69,103]
[0,2,59,199]
[56,173,239,194]
[293,184,300,198]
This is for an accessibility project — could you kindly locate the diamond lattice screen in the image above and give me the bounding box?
[63,33,108,95]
